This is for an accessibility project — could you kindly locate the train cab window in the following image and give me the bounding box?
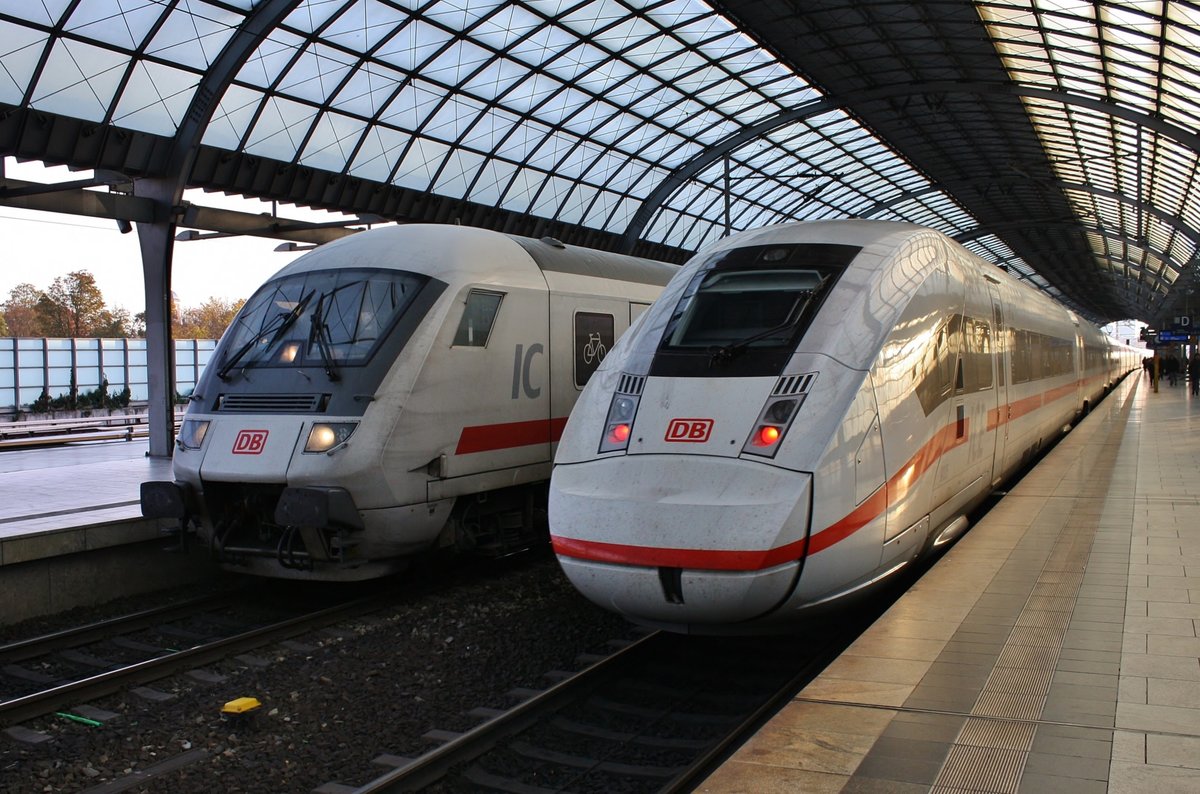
[452,290,504,347]
[650,242,858,377]
[663,269,826,349]
[217,268,427,377]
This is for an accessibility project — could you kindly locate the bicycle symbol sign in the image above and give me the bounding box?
[574,312,615,388]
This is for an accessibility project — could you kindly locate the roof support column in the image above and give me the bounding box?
[135,181,177,458]
[132,0,300,456]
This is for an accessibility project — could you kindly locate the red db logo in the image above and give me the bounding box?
[665,418,714,443]
[233,429,269,455]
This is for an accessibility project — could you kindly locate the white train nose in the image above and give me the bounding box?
[549,455,811,626]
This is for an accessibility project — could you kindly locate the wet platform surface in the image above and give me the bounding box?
[703,373,1200,793]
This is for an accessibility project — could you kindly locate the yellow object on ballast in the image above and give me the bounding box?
[221,697,262,715]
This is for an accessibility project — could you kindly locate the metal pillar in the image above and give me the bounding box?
[136,212,176,458]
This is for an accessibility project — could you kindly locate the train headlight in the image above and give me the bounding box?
[743,396,802,457]
[305,422,357,454]
[176,419,210,451]
[599,394,640,453]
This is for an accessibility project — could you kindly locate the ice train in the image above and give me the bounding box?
[141,224,675,581]
[548,220,1138,633]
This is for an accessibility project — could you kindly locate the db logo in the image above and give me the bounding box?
[232,429,269,455]
[664,418,714,443]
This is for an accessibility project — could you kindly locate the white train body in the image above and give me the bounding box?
[142,225,674,581]
[549,220,1138,633]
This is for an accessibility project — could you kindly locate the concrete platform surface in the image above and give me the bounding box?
[702,374,1200,793]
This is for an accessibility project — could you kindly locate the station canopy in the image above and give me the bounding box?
[1,0,1197,326]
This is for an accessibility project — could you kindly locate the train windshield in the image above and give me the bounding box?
[218,268,427,379]
[652,243,859,377]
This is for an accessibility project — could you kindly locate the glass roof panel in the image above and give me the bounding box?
[238,28,307,88]
[375,19,452,72]
[0,0,71,26]
[111,60,200,136]
[64,0,163,50]
[300,110,368,171]
[433,146,487,197]
[348,123,411,181]
[394,135,451,190]
[0,22,48,104]
[423,0,497,31]
[202,83,266,149]
[329,61,406,116]
[31,38,129,121]
[471,5,542,50]
[284,0,349,34]
[322,0,411,53]
[467,157,518,205]
[146,2,241,70]
[244,95,320,160]
[279,42,357,104]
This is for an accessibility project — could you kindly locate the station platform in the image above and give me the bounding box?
[0,440,171,566]
[0,441,214,622]
[702,372,1200,793]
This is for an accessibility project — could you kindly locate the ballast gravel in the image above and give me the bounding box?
[0,553,633,793]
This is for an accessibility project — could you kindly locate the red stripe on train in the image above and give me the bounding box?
[552,418,968,570]
[455,417,569,454]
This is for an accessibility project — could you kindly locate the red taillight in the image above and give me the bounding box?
[753,425,781,446]
[607,423,631,444]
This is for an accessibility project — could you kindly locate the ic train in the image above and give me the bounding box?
[549,220,1138,633]
[141,224,674,581]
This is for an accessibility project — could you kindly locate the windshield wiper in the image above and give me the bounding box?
[217,289,315,381]
[308,293,341,382]
[708,294,810,367]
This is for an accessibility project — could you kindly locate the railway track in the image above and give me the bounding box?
[339,618,863,793]
[0,588,390,727]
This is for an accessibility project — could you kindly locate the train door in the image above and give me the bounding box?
[987,281,1009,485]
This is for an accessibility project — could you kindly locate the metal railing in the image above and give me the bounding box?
[0,409,185,450]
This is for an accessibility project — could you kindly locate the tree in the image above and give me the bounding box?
[0,311,7,336]
[92,307,133,337]
[45,271,107,336]
[174,296,245,339]
[2,283,48,336]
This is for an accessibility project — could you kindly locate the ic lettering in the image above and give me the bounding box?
[511,343,544,399]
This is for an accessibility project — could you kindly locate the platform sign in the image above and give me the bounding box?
[1156,331,1193,343]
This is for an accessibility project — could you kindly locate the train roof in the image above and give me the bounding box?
[259,224,676,290]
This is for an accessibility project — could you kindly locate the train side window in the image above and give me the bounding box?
[452,290,504,347]
[914,315,960,415]
[1012,330,1032,384]
[968,318,992,391]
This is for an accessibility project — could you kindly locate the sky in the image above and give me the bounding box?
[0,157,367,315]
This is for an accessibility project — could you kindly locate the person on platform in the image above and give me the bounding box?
[1190,353,1200,396]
